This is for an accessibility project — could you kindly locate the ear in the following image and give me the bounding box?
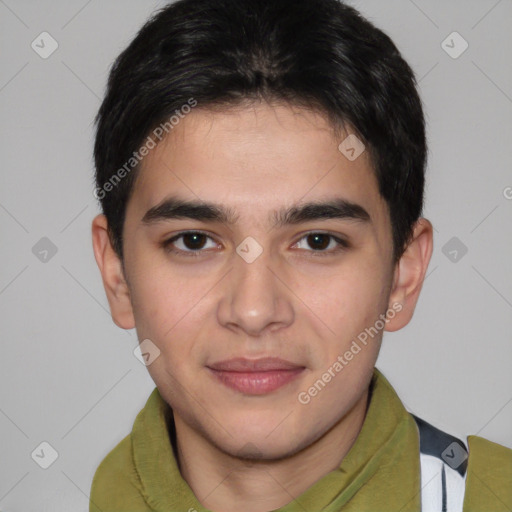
[385,217,433,332]
[91,214,135,330]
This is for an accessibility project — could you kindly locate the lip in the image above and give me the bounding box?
[206,357,305,395]
[208,357,303,372]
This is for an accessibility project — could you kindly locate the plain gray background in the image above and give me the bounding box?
[1,0,511,510]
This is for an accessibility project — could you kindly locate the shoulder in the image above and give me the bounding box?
[463,435,512,511]
[89,387,174,511]
[411,414,512,512]
[89,433,149,512]
[466,433,512,466]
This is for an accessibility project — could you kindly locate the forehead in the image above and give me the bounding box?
[126,102,389,230]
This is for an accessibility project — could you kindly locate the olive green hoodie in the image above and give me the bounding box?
[89,368,512,511]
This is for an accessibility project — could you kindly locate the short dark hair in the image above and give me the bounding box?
[94,0,427,265]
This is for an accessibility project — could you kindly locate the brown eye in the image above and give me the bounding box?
[162,231,218,257]
[294,232,349,256]
[306,233,331,250]
[180,232,208,250]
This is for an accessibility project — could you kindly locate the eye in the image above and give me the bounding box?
[162,231,349,259]
[162,231,219,257]
[293,232,349,256]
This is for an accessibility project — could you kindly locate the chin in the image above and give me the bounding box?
[206,416,314,461]
[221,435,308,462]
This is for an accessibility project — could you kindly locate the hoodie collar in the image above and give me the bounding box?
[131,367,421,511]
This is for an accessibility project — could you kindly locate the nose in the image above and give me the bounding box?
[216,247,294,336]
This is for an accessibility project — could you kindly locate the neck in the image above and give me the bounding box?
[173,387,370,512]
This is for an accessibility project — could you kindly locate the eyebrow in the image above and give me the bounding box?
[141,195,371,228]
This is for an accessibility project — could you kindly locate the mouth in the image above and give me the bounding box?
[206,357,305,395]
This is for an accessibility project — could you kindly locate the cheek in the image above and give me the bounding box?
[130,277,203,385]
[128,264,205,343]
[303,263,388,334]
[128,265,220,379]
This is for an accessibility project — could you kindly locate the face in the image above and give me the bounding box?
[100,102,412,459]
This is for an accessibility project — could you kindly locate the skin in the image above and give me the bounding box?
[92,101,433,512]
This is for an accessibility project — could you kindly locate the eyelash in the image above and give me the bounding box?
[161,231,350,258]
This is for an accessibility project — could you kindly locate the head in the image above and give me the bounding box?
[92,0,432,459]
